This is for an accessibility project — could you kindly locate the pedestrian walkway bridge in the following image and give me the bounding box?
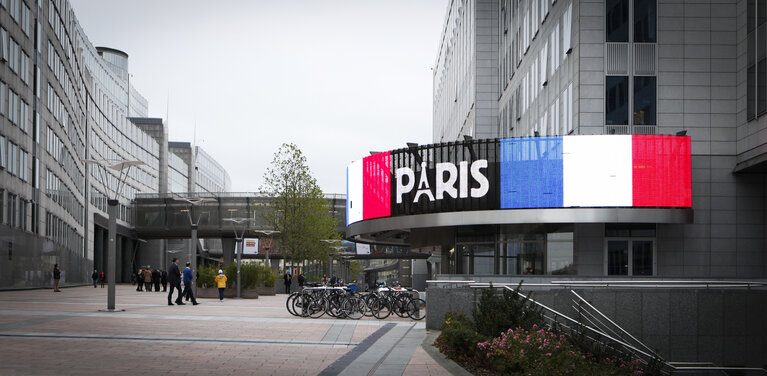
[132,192,348,239]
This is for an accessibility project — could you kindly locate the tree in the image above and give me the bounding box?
[259,143,340,268]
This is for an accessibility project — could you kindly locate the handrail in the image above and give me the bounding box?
[467,280,767,289]
[507,286,660,363]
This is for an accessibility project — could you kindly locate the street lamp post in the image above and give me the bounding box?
[175,196,215,296]
[224,218,252,298]
[321,239,343,282]
[83,159,145,312]
[253,230,279,268]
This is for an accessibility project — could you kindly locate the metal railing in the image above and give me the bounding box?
[465,283,767,375]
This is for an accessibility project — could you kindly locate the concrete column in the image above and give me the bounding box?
[222,237,235,266]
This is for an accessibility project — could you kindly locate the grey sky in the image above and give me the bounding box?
[69,0,448,194]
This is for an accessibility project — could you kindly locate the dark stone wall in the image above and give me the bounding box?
[426,287,767,368]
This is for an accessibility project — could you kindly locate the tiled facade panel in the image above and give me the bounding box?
[475,0,501,139]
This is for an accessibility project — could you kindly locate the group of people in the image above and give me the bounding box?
[134,267,168,292]
[283,271,307,294]
[91,269,105,288]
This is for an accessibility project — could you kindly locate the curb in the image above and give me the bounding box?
[421,329,473,376]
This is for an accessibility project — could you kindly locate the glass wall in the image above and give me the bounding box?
[448,225,574,275]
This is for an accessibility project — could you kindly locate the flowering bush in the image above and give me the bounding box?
[476,324,643,376]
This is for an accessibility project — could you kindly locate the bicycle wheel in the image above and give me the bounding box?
[294,294,311,317]
[286,293,299,316]
[308,296,327,319]
[371,297,392,319]
[393,296,410,318]
[362,293,377,317]
[406,298,426,320]
[341,296,365,320]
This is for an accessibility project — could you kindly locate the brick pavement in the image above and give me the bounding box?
[0,285,457,376]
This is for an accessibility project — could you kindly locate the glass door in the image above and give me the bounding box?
[606,239,654,276]
[607,240,629,275]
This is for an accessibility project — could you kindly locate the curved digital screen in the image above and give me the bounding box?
[347,135,691,226]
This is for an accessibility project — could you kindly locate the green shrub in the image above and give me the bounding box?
[473,282,544,338]
[438,311,485,360]
[220,263,276,289]
[197,265,218,288]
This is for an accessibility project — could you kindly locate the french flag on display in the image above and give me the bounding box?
[346,151,391,225]
[500,135,691,208]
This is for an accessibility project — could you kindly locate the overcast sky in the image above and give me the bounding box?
[69,0,448,194]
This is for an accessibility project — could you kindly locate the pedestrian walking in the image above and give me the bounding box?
[161,270,168,292]
[99,271,105,288]
[214,269,227,301]
[53,264,61,292]
[152,269,161,292]
[143,268,152,292]
[136,268,144,291]
[283,271,292,294]
[91,269,99,288]
[181,262,199,305]
[167,258,183,305]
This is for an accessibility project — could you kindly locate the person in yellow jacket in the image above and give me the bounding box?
[214,269,227,301]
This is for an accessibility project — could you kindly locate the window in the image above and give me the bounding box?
[633,0,656,42]
[7,193,16,228]
[606,76,629,125]
[633,76,656,125]
[8,38,19,73]
[0,28,8,62]
[19,149,27,182]
[0,80,6,117]
[606,0,629,42]
[563,3,572,55]
[0,135,5,169]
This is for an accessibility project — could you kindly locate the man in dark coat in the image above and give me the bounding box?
[283,271,292,294]
[152,269,161,291]
[167,258,183,305]
[53,264,61,292]
[161,270,168,292]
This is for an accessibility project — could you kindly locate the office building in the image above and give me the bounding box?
[346,0,767,366]
[0,0,230,288]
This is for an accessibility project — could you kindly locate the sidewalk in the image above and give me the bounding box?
[0,285,458,376]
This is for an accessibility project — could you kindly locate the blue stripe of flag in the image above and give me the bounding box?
[500,137,564,209]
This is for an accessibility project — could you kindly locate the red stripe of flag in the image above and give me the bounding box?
[362,151,391,219]
[632,135,691,207]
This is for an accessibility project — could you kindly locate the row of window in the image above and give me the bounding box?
[0,134,28,181]
[47,41,80,114]
[2,0,32,38]
[46,210,84,253]
[433,0,474,141]
[606,0,657,43]
[746,0,767,120]
[0,190,27,230]
[0,27,31,85]
[0,81,29,134]
[88,188,133,223]
[45,126,84,192]
[45,168,84,224]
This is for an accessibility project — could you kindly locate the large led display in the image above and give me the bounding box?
[347,135,691,225]
[346,151,391,225]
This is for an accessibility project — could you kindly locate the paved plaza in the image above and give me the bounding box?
[0,285,461,376]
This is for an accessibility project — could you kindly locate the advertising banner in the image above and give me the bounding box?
[356,243,371,255]
[243,238,259,254]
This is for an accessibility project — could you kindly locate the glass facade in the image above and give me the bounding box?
[443,226,574,276]
[0,0,228,288]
